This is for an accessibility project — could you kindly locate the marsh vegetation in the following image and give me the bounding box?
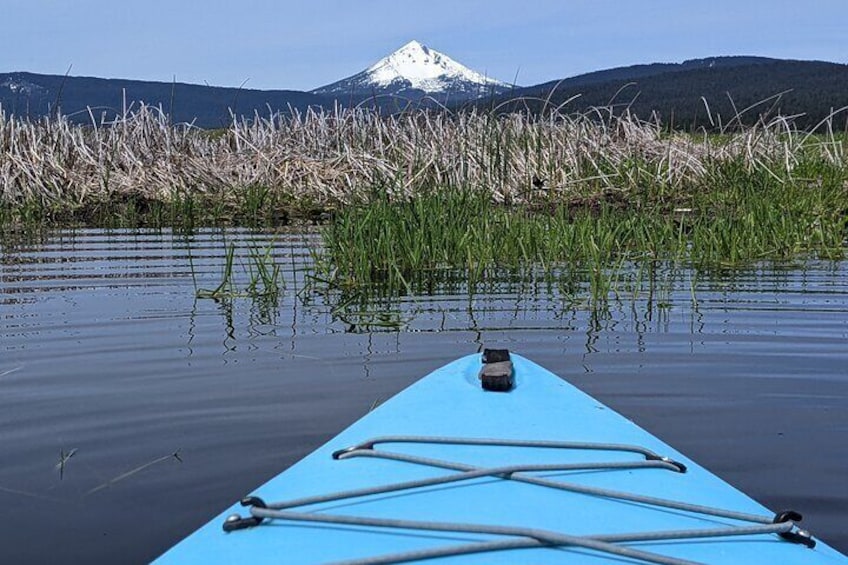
[1,104,844,222]
[3,97,847,563]
[1,104,846,307]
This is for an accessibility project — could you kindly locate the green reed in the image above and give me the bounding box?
[195,243,237,300]
[318,157,847,301]
[195,240,283,303]
[245,243,282,300]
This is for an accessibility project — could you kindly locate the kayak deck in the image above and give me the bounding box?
[156,353,847,564]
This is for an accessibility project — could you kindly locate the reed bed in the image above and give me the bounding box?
[1,103,845,227]
[3,103,846,308]
[318,172,846,297]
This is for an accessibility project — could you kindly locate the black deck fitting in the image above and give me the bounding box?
[774,510,816,548]
[482,349,511,364]
[222,496,268,532]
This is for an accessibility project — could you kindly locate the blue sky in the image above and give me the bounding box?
[3,0,846,91]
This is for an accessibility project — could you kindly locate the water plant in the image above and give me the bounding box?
[55,447,78,480]
[245,243,283,301]
[1,102,846,230]
[86,450,182,496]
[2,100,845,322]
[195,239,284,304]
[315,162,846,302]
[195,243,237,300]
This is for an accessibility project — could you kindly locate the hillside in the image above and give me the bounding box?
[512,56,776,94]
[0,72,324,127]
[482,58,848,129]
[2,55,847,130]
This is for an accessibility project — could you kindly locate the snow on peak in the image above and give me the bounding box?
[364,40,507,92]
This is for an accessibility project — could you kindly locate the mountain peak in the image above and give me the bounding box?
[397,39,427,52]
[312,40,512,101]
[364,40,505,91]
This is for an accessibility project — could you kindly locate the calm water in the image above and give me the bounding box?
[1,228,846,563]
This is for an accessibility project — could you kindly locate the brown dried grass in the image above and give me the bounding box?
[0,103,844,214]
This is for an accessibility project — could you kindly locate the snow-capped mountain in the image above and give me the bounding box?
[312,40,513,102]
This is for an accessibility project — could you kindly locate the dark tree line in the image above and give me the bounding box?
[483,60,848,131]
[4,58,848,131]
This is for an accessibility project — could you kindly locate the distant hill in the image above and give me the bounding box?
[3,54,847,130]
[0,72,325,127]
[480,57,848,129]
[511,56,776,94]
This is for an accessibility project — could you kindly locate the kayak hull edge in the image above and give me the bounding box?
[155,353,848,564]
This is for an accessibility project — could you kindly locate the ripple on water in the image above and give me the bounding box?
[0,228,846,561]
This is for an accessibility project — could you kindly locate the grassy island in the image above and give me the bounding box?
[1,104,846,299]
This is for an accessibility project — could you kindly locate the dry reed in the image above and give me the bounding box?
[0,103,845,219]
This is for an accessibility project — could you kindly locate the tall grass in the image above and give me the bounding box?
[317,159,847,300]
[194,240,283,303]
[3,102,845,311]
[1,103,845,228]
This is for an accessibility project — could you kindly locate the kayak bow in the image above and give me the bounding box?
[156,350,847,564]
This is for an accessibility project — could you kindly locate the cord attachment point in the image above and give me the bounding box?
[645,454,687,473]
[774,510,816,548]
[480,349,513,392]
[222,497,268,532]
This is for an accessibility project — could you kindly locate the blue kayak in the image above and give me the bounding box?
[156,351,847,564]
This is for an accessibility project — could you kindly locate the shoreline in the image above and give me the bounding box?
[2,105,845,229]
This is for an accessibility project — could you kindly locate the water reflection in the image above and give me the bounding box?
[1,228,847,562]
[2,227,846,359]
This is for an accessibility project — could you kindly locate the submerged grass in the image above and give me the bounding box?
[194,240,283,303]
[318,158,847,301]
[3,102,846,315]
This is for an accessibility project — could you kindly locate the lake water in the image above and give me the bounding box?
[1,228,846,563]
